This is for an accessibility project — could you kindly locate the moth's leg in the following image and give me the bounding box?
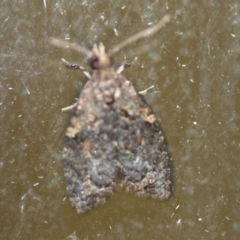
[138,85,155,95]
[61,102,78,112]
[116,63,131,74]
[61,58,91,79]
[116,57,137,74]
[61,58,90,111]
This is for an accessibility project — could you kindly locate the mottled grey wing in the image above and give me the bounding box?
[62,79,119,214]
[62,142,116,213]
[114,79,172,200]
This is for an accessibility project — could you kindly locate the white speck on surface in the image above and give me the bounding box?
[193,121,197,125]
[9,87,13,90]
[190,79,194,83]
[176,219,182,226]
[166,2,169,10]
[4,16,10,22]
[21,193,27,200]
[175,205,180,210]
[230,33,235,37]
[20,204,24,213]
[198,218,202,221]
[33,183,39,186]
[114,28,118,36]
[23,82,30,94]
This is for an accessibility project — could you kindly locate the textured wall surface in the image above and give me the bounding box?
[0,0,239,239]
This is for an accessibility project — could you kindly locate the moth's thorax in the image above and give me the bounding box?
[90,68,123,105]
[92,67,117,82]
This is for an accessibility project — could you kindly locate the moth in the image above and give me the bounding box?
[51,14,172,214]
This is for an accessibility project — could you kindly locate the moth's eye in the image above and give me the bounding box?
[90,58,99,70]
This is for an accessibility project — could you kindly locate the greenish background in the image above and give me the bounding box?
[1,0,239,239]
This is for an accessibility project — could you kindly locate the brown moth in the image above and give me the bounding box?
[51,14,172,214]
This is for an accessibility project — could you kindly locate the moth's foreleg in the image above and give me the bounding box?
[138,85,155,95]
[116,57,138,74]
[61,58,91,79]
[61,102,78,112]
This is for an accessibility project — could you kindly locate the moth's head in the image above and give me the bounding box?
[90,43,113,70]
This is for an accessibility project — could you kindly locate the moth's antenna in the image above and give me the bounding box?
[49,38,93,57]
[109,14,171,55]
